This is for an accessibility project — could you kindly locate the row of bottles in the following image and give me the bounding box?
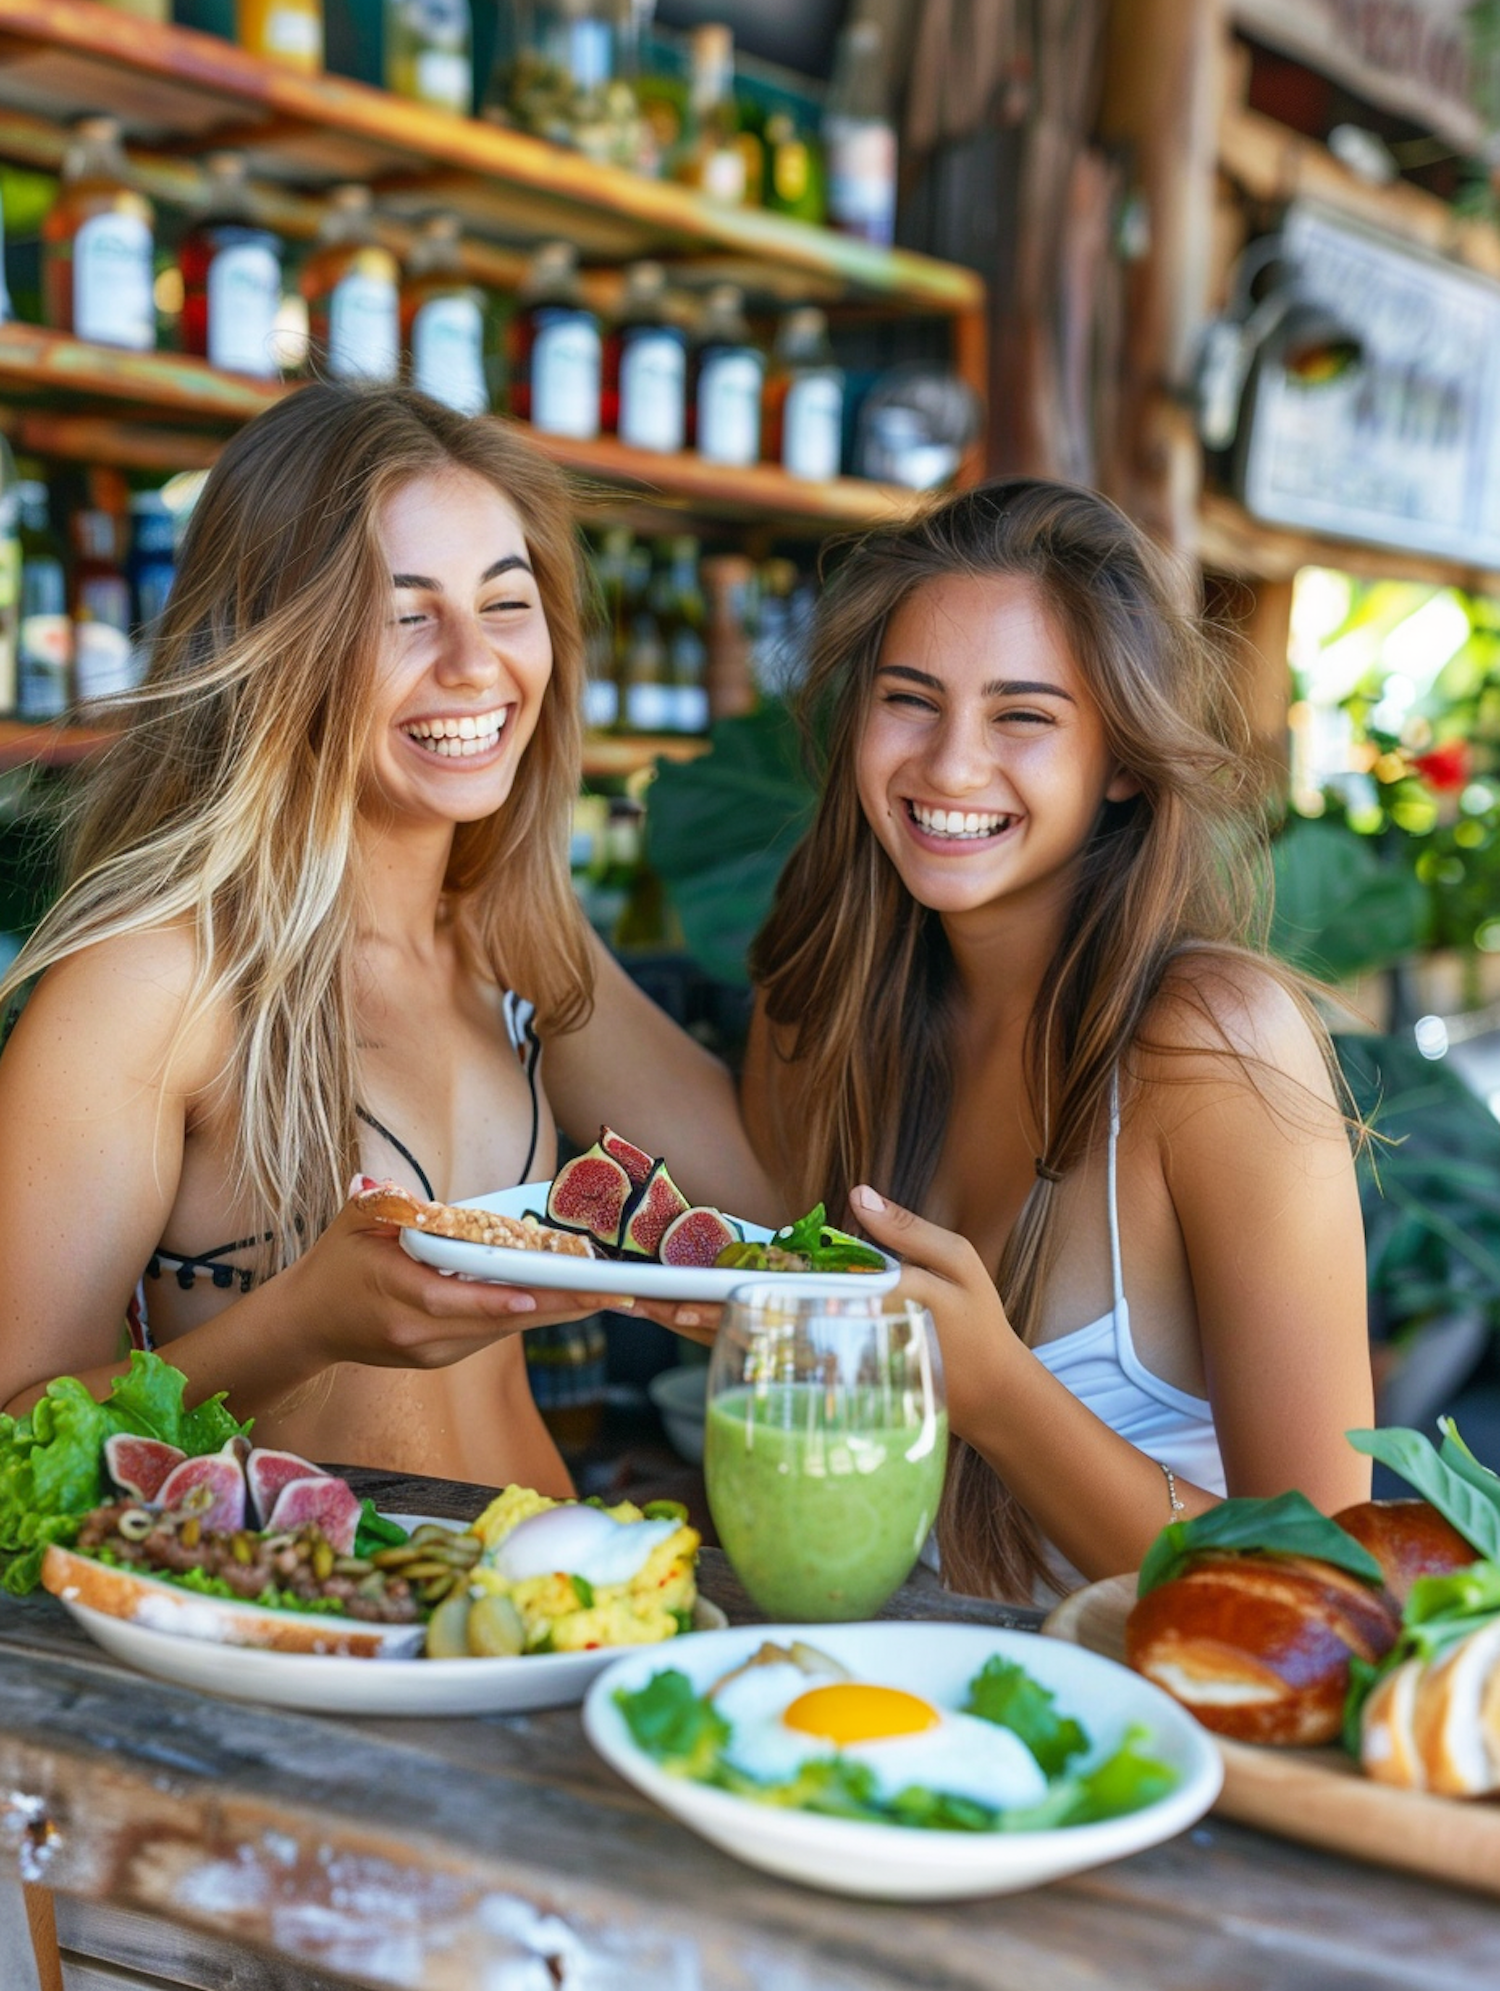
[0,450,177,721]
[581,527,815,737]
[27,125,856,479]
[92,4,898,246]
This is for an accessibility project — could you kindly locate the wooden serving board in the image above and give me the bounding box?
[1045,1574,1500,1899]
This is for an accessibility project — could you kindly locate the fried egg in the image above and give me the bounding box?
[489,1504,679,1587]
[711,1659,1049,1811]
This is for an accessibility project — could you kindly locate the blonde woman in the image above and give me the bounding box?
[745,480,1374,1600]
[0,384,772,1492]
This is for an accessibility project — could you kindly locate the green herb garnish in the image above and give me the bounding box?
[1136,1490,1384,1597]
[963,1655,1088,1777]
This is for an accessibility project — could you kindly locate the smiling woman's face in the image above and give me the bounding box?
[362,467,554,832]
[855,572,1137,923]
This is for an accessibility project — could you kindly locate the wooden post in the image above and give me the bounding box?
[1099,0,1227,554]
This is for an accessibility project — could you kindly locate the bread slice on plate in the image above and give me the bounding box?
[41,1544,425,1659]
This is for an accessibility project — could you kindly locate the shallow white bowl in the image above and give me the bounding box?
[648,1364,709,1463]
[583,1620,1221,1900]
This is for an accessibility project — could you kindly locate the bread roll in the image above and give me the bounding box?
[1332,1499,1476,1607]
[1125,1553,1399,1745]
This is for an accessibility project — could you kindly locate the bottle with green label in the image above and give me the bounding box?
[385,0,472,115]
[300,185,400,382]
[16,481,73,722]
[401,214,488,415]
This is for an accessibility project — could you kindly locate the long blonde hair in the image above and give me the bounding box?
[2,383,593,1280]
[752,478,1319,1598]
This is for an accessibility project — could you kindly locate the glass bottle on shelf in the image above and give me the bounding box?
[763,110,825,224]
[236,0,323,72]
[42,116,156,352]
[0,438,18,717]
[126,489,175,683]
[72,508,135,706]
[763,307,844,482]
[486,0,639,166]
[656,534,708,734]
[823,20,897,247]
[401,214,488,415]
[675,23,745,203]
[179,152,283,379]
[300,185,400,383]
[586,524,632,731]
[507,240,600,439]
[700,551,756,721]
[603,261,686,454]
[688,282,763,467]
[16,481,72,723]
[385,0,473,115]
[620,559,672,734]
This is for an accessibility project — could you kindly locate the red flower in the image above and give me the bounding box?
[1411,741,1473,794]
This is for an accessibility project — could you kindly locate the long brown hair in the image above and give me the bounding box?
[3,382,593,1280]
[752,477,1301,1598]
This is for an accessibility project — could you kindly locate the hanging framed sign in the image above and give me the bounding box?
[1237,202,1500,567]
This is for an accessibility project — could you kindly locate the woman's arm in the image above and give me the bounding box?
[544,931,782,1224]
[849,968,1374,1582]
[0,934,617,1419]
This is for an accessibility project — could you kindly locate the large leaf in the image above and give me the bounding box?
[1136,1490,1383,1596]
[1270,816,1428,978]
[646,704,816,987]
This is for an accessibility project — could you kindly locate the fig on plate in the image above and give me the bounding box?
[660,1207,742,1268]
[265,1474,362,1555]
[598,1127,654,1186]
[103,1434,186,1503]
[620,1162,690,1259]
[156,1453,248,1534]
[546,1151,634,1249]
[246,1447,325,1527]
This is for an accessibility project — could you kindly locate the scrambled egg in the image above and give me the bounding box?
[467,1485,700,1653]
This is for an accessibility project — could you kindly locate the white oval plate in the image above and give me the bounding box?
[56,1514,726,1716]
[583,1621,1222,1900]
[398,1181,901,1301]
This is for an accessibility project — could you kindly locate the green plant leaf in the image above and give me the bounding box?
[1346,1426,1500,1557]
[1271,818,1429,978]
[963,1655,1088,1776]
[1136,1490,1384,1595]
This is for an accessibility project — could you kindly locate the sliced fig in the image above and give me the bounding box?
[156,1453,247,1534]
[266,1474,362,1555]
[103,1434,186,1503]
[598,1126,654,1186]
[620,1161,690,1260]
[246,1447,325,1527]
[546,1151,633,1248]
[660,1206,742,1268]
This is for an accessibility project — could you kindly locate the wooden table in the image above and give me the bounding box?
[4,1468,1498,1991]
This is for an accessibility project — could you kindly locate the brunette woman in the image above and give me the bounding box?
[0,383,773,1491]
[744,479,1373,1600]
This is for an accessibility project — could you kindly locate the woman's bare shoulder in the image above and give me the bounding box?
[10,924,231,1093]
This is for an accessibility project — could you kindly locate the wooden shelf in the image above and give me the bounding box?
[0,323,921,528]
[0,0,982,316]
[0,719,711,779]
[1198,492,1500,597]
[1218,104,1500,282]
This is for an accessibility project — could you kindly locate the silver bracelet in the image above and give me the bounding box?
[1160,1461,1185,1517]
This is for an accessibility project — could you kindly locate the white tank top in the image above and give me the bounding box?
[1032,1073,1226,1498]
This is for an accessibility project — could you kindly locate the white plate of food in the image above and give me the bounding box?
[391,1181,901,1302]
[583,1621,1221,1901]
[46,1511,727,1717]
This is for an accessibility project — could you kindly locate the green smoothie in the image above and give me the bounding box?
[705,1384,948,1621]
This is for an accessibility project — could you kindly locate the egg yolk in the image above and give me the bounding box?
[782,1683,941,1746]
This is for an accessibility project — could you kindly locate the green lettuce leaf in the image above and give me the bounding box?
[1346,1426,1500,1560]
[0,1352,253,1596]
[614,1669,730,1779]
[1137,1490,1384,1596]
[353,1499,409,1558]
[998,1727,1179,1831]
[1341,1556,1500,1752]
[963,1654,1088,1777]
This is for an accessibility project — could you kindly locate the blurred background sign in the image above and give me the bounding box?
[1229,0,1494,158]
[1239,202,1500,567]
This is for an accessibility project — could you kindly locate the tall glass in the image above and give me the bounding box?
[704,1286,947,1622]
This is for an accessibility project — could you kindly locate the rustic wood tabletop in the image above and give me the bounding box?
[3,1466,1497,1991]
